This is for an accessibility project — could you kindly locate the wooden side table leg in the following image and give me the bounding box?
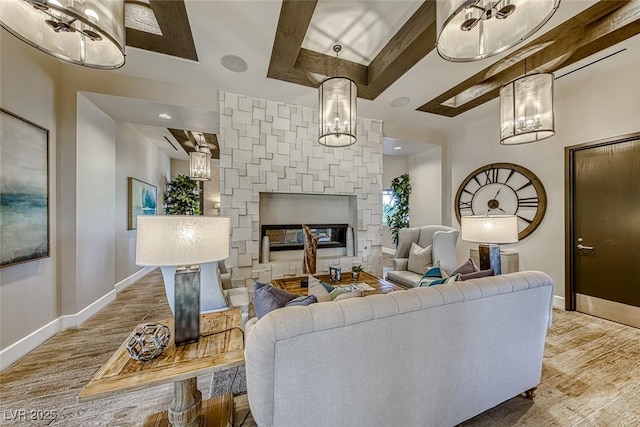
[168,377,202,427]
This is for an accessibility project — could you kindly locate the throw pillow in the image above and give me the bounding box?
[407,243,433,274]
[308,275,332,302]
[254,281,315,319]
[428,273,461,286]
[451,258,480,276]
[460,269,494,281]
[418,261,449,287]
[285,295,317,307]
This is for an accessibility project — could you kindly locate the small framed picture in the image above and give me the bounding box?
[329,266,341,282]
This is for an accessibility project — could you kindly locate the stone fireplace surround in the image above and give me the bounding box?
[219,91,383,287]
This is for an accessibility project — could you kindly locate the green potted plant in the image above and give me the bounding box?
[164,174,201,215]
[351,264,364,281]
[386,173,411,246]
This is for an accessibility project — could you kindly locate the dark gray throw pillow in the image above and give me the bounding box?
[451,258,480,276]
[253,282,317,318]
[460,269,494,281]
[285,295,317,307]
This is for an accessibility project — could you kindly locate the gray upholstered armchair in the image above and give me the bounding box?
[386,225,459,287]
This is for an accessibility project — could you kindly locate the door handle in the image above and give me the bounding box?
[577,244,594,250]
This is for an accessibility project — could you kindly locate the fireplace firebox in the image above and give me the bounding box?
[261,224,348,251]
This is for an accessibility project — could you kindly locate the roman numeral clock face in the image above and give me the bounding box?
[455,163,547,240]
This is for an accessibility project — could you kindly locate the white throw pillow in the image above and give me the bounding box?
[407,242,432,274]
[307,275,331,302]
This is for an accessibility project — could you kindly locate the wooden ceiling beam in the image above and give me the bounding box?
[418,0,640,117]
[125,0,198,61]
[267,1,437,101]
[168,129,220,159]
[294,48,369,87]
[267,0,318,76]
[367,1,437,92]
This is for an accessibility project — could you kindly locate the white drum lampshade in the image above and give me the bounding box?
[0,0,125,69]
[461,215,518,275]
[318,76,357,147]
[136,216,230,267]
[461,215,518,244]
[500,73,555,145]
[436,0,560,62]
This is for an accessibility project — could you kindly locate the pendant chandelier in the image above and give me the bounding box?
[436,0,560,62]
[0,0,125,69]
[318,44,357,147]
[499,72,555,145]
[189,134,211,181]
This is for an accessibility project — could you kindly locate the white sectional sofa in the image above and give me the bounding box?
[244,271,554,427]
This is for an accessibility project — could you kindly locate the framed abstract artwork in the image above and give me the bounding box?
[1,108,50,267]
[128,177,157,230]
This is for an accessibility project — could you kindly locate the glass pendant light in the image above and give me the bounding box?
[189,134,211,181]
[500,72,555,145]
[0,0,125,69]
[436,0,560,62]
[318,45,357,147]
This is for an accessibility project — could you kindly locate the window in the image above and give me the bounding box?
[382,189,395,226]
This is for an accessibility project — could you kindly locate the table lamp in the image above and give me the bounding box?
[136,216,230,346]
[461,215,518,275]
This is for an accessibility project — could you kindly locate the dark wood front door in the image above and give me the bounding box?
[567,134,640,327]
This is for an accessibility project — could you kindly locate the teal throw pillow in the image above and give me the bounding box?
[427,274,461,286]
[418,261,460,287]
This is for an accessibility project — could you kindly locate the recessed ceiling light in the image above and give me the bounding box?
[394,146,403,150]
[158,113,171,120]
[221,55,248,73]
[390,97,411,107]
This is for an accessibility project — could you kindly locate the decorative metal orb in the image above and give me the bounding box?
[126,322,171,361]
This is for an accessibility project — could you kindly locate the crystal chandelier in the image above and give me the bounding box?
[500,72,555,145]
[189,134,211,181]
[0,0,125,69]
[436,0,560,62]
[318,45,357,147]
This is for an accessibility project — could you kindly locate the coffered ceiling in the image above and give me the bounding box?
[268,0,640,116]
[80,0,640,155]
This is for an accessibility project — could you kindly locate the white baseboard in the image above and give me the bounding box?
[61,289,116,330]
[382,247,395,255]
[553,295,565,310]
[0,318,61,372]
[0,268,152,372]
[115,267,154,293]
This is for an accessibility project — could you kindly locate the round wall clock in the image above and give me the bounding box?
[454,162,547,240]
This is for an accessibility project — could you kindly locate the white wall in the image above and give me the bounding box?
[446,60,640,300]
[408,147,442,227]
[115,123,171,282]
[0,31,59,349]
[76,95,116,309]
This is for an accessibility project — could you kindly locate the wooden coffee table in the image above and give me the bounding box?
[79,309,244,427]
[271,271,407,296]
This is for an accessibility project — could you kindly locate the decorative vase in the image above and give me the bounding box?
[262,235,270,263]
[346,226,355,257]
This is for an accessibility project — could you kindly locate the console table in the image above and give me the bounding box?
[79,309,244,427]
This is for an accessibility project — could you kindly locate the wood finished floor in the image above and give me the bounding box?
[1,268,638,426]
